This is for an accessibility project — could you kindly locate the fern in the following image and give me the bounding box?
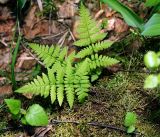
[15,60,90,108]
[74,4,106,47]
[15,4,119,108]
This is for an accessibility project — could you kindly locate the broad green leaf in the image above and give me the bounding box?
[157,74,160,84]
[18,0,27,10]
[142,14,160,36]
[144,51,159,69]
[25,104,48,126]
[101,0,143,30]
[127,125,136,133]
[21,117,28,125]
[124,112,137,127]
[5,99,21,115]
[145,0,160,7]
[144,75,158,89]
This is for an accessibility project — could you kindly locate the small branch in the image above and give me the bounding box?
[0,125,23,133]
[50,119,139,135]
[0,39,8,47]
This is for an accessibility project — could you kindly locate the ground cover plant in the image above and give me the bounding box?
[0,0,160,136]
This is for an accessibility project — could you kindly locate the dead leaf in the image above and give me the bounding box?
[32,125,52,137]
[16,52,36,70]
[0,7,11,20]
[24,5,37,28]
[107,64,122,73]
[0,47,10,69]
[0,85,12,103]
[58,1,76,18]
[114,18,129,33]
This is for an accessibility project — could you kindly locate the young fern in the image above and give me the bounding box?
[15,4,119,108]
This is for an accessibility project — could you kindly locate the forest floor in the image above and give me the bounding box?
[0,0,160,137]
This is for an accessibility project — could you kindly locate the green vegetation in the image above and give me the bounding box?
[101,0,160,36]
[14,4,119,109]
[124,112,137,133]
[5,99,48,126]
[144,51,160,89]
[1,0,160,136]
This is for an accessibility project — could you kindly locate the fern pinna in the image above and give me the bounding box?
[15,4,119,108]
[74,4,119,72]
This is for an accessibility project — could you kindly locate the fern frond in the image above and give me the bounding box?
[56,64,65,106]
[64,61,75,108]
[57,85,64,106]
[48,68,56,103]
[74,4,106,47]
[74,60,90,103]
[15,73,51,98]
[30,43,68,68]
[76,41,114,58]
[87,54,119,70]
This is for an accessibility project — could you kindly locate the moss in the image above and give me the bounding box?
[47,71,160,137]
[1,70,160,137]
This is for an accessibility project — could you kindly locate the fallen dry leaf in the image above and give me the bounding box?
[0,47,10,69]
[58,1,76,18]
[32,125,52,137]
[16,52,36,70]
[114,18,129,33]
[0,6,11,20]
[0,85,12,103]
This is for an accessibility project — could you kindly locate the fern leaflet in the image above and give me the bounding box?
[30,43,67,68]
[74,4,106,47]
[76,41,114,58]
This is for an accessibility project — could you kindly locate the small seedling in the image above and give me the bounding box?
[124,112,137,133]
[144,51,160,89]
[5,99,48,126]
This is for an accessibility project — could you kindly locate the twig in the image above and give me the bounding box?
[22,45,45,67]
[68,29,76,42]
[58,31,69,47]
[0,125,23,133]
[119,69,149,74]
[42,30,68,40]
[50,119,139,135]
[0,39,8,47]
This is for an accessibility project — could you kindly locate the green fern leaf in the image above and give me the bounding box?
[76,41,114,58]
[50,85,56,104]
[57,85,64,106]
[74,4,106,47]
[65,61,75,108]
[56,64,65,106]
[30,43,68,68]
[87,54,119,70]
[15,73,51,98]
[75,60,90,102]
